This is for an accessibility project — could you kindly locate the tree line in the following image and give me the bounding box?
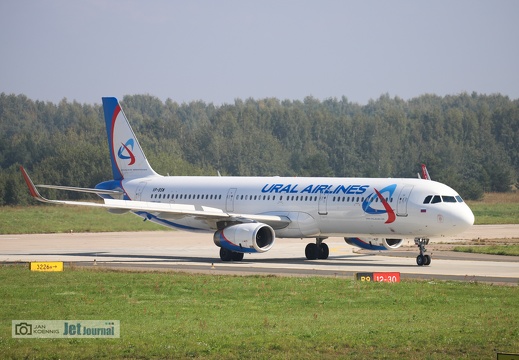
[1,92,518,205]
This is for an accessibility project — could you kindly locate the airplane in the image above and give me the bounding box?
[21,97,475,266]
[418,164,431,180]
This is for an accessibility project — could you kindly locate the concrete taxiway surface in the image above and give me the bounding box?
[1,225,518,284]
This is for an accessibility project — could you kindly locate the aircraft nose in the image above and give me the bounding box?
[457,205,475,230]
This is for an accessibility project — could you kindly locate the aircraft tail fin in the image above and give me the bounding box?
[102,97,159,180]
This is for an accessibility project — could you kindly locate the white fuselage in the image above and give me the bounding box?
[119,175,474,239]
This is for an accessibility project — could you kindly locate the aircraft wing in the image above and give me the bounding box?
[20,167,290,229]
[34,184,124,196]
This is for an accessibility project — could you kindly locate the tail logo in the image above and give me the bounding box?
[362,184,397,224]
[117,139,136,165]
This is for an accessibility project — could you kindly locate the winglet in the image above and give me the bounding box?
[20,166,50,203]
[421,164,431,180]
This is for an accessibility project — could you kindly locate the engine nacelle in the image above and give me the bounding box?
[214,223,275,253]
[345,237,404,251]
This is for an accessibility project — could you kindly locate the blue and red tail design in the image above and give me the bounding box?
[102,97,158,180]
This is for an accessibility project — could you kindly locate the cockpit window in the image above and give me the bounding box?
[424,194,464,204]
[431,195,442,204]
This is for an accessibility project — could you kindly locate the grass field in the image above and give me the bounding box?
[453,244,519,256]
[467,191,519,225]
[0,205,165,234]
[1,265,518,359]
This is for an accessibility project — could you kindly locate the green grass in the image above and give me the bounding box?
[467,202,519,225]
[0,206,165,234]
[453,245,519,256]
[1,265,518,359]
[466,192,519,225]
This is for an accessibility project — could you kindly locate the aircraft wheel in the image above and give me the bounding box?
[305,243,318,260]
[231,252,244,261]
[220,248,233,262]
[318,243,329,259]
[423,254,431,266]
[416,254,424,266]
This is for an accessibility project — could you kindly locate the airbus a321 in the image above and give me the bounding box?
[21,97,475,266]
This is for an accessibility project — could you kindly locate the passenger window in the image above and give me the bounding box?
[423,195,432,204]
[431,195,442,204]
[442,195,457,203]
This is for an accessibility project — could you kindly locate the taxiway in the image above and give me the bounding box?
[1,225,518,284]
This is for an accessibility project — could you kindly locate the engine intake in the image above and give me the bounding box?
[214,223,275,253]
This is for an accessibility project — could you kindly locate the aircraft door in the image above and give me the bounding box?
[396,185,414,216]
[226,188,237,212]
[318,194,328,215]
[135,181,147,201]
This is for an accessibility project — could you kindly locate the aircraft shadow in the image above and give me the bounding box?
[3,251,418,268]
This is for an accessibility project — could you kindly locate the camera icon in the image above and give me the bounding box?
[15,322,32,336]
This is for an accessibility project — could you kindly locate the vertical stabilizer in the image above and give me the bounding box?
[102,97,159,180]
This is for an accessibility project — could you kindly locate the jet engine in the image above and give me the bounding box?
[345,237,404,251]
[214,223,275,253]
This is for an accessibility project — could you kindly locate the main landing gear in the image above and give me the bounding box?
[414,237,431,266]
[219,248,244,262]
[305,237,329,260]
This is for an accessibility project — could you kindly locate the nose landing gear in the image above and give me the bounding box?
[414,237,431,266]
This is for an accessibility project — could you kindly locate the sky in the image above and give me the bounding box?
[1,0,518,106]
